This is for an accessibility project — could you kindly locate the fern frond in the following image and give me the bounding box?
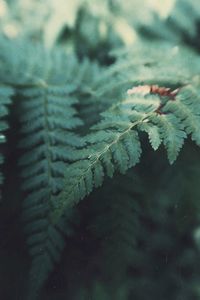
[53,81,200,219]
[0,85,13,186]
[19,83,83,299]
[1,37,105,298]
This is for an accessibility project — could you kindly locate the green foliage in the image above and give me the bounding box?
[12,41,100,299]
[19,84,82,299]
[1,2,200,300]
[55,72,200,220]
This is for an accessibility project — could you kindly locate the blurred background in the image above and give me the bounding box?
[0,0,200,52]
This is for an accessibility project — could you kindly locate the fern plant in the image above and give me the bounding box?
[1,3,200,298]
